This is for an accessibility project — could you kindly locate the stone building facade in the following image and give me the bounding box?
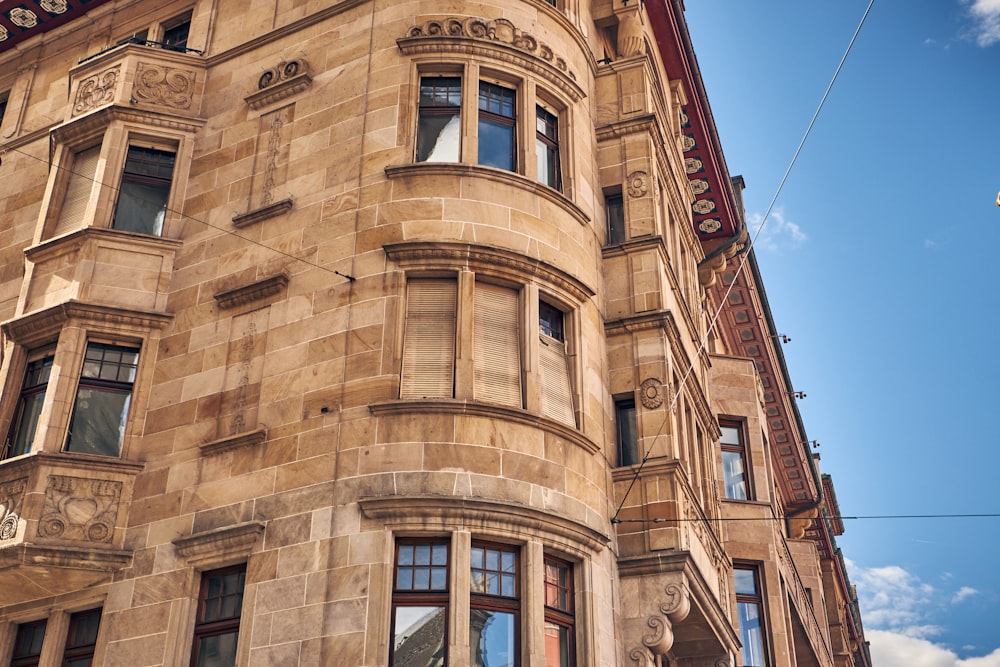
[0,0,870,665]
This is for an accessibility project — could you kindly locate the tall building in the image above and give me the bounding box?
[0,0,870,665]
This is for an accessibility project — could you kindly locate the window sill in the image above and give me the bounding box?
[369,398,598,455]
[385,162,590,226]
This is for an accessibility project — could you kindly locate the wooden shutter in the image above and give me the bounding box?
[539,334,575,426]
[52,145,101,237]
[474,282,522,407]
[400,279,456,398]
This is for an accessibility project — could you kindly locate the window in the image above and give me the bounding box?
[65,343,139,457]
[605,193,625,245]
[111,146,176,236]
[615,397,638,466]
[4,354,53,459]
[11,620,46,667]
[470,542,518,667]
[161,12,192,51]
[538,302,574,426]
[0,91,8,128]
[390,540,449,667]
[720,421,750,500]
[478,82,516,171]
[400,279,457,399]
[535,106,560,190]
[734,566,768,667]
[62,608,102,667]
[473,282,522,408]
[52,145,102,238]
[191,565,246,667]
[417,77,462,163]
[543,557,574,667]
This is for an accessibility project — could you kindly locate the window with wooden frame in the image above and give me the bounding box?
[535,105,561,190]
[0,90,9,128]
[390,540,449,667]
[62,608,102,667]
[478,81,517,172]
[543,556,574,667]
[605,192,625,245]
[538,301,574,426]
[190,565,246,667]
[734,565,769,667]
[400,278,457,399]
[416,76,462,163]
[720,420,751,500]
[64,343,139,457]
[4,351,54,460]
[161,11,192,52]
[615,396,638,466]
[10,619,46,667]
[111,145,176,236]
[470,542,519,667]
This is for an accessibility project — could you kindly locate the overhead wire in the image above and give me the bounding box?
[611,0,877,523]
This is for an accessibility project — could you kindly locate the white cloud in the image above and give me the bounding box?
[870,632,1000,667]
[953,586,979,603]
[748,209,807,252]
[964,0,1000,46]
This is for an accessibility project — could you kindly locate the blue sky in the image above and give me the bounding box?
[685,1,1000,664]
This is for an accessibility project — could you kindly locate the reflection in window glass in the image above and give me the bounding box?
[393,606,446,667]
[418,77,462,163]
[720,422,751,500]
[735,567,767,667]
[112,146,175,236]
[470,609,515,667]
[478,82,516,171]
[5,355,53,459]
[536,106,560,189]
[65,343,138,457]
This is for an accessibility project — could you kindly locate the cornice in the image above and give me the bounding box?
[213,274,288,311]
[199,428,268,456]
[173,521,265,565]
[383,239,595,303]
[2,301,172,346]
[51,105,205,147]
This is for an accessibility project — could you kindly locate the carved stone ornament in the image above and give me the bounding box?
[406,17,574,80]
[660,582,692,622]
[0,25,9,42]
[698,218,723,234]
[9,8,39,28]
[133,63,195,109]
[0,478,28,541]
[685,157,704,174]
[245,59,312,110]
[626,170,648,198]
[73,66,120,116]
[642,614,674,655]
[616,4,645,58]
[38,475,122,543]
[639,377,664,409]
[40,0,69,13]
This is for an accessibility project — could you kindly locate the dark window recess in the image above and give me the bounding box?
[535,106,561,190]
[63,608,102,667]
[478,82,516,172]
[162,14,192,51]
[11,619,47,667]
[0,90,9,127]
[538,302,564,341]
[417,77,462,163]
[606,193,625,244]
[4,355,53,460]
[191,565,246,667]
[616,397,638,466]
[390,540,449,667]
[112,146,175,236]
[64,343,139,457]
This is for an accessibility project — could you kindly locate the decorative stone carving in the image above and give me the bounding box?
[684,157,704,174]
[698,218,723,234]
[0,478,27,541]
[690,178,709,195]
[73,66,119,116]
[692,198,716,215]
[639,377,664,409]
[246,59,312,110]
[213,273,288,311]
[660,582,692,622]
[133,63,195,109]
[38,475,122,543]
[0,26,9,42]
[40,0,69,13]
[616,4,645,58]
[626,170,648,198]
[629,647,656,667]
[642,614,674,655]
[9,8,39,28]
[406,17,574,79]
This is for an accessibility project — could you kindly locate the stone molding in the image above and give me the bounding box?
[133,63,197,110]
[200,428,268,456]
[245,60,312,110]
[383,240,595,303]
[359,495,609,553]
[3,300,172,347]
[25,226,182,264]
[385,163,590,226]
[213,275,288,311]
[173,521,265,566]
[52,105,206,147]
[398,17,584,102]
[370,399,598,455]
[232,198,293,228]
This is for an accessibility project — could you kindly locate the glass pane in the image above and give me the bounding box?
[392,606,446,667]
[398,568,414,590]
[417,113,461,162]
[478,119,515,171]
[537,139,559,188]
[738,601,766,667]
[65,387,131,456]
[399,545,414,566]
[12,620,46,658]
[430,566,447,590]
[420,78,461,107]
[196,631,239,667]
[485,549,499,571]
[720,425,742,445]
[606,194,625,244]
[616,400,638,466]
[501,573,515,597]
[544,622,571,667]
[471,546,484,570]
[113,180,169,235]
[9,391,45,457]
[723,450,748,500]
[431,544,448,565]
[414,568,430,590]
[415,545,431,565]
[67,609,101,647]
[470,609,515,667]
[67,659,95,667]
[734,569,758,595]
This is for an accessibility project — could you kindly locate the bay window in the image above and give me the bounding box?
[615,397,638,466]
[543,557,574,667]
[417,77,462,163]
[470,542,519,667]
[478,82,517,171]
[535,105,561,190]
[4,353,53,459]
[390,540,449,667]
[720,421,750,500]
[112,145,176,236]
[65,343,139,457]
